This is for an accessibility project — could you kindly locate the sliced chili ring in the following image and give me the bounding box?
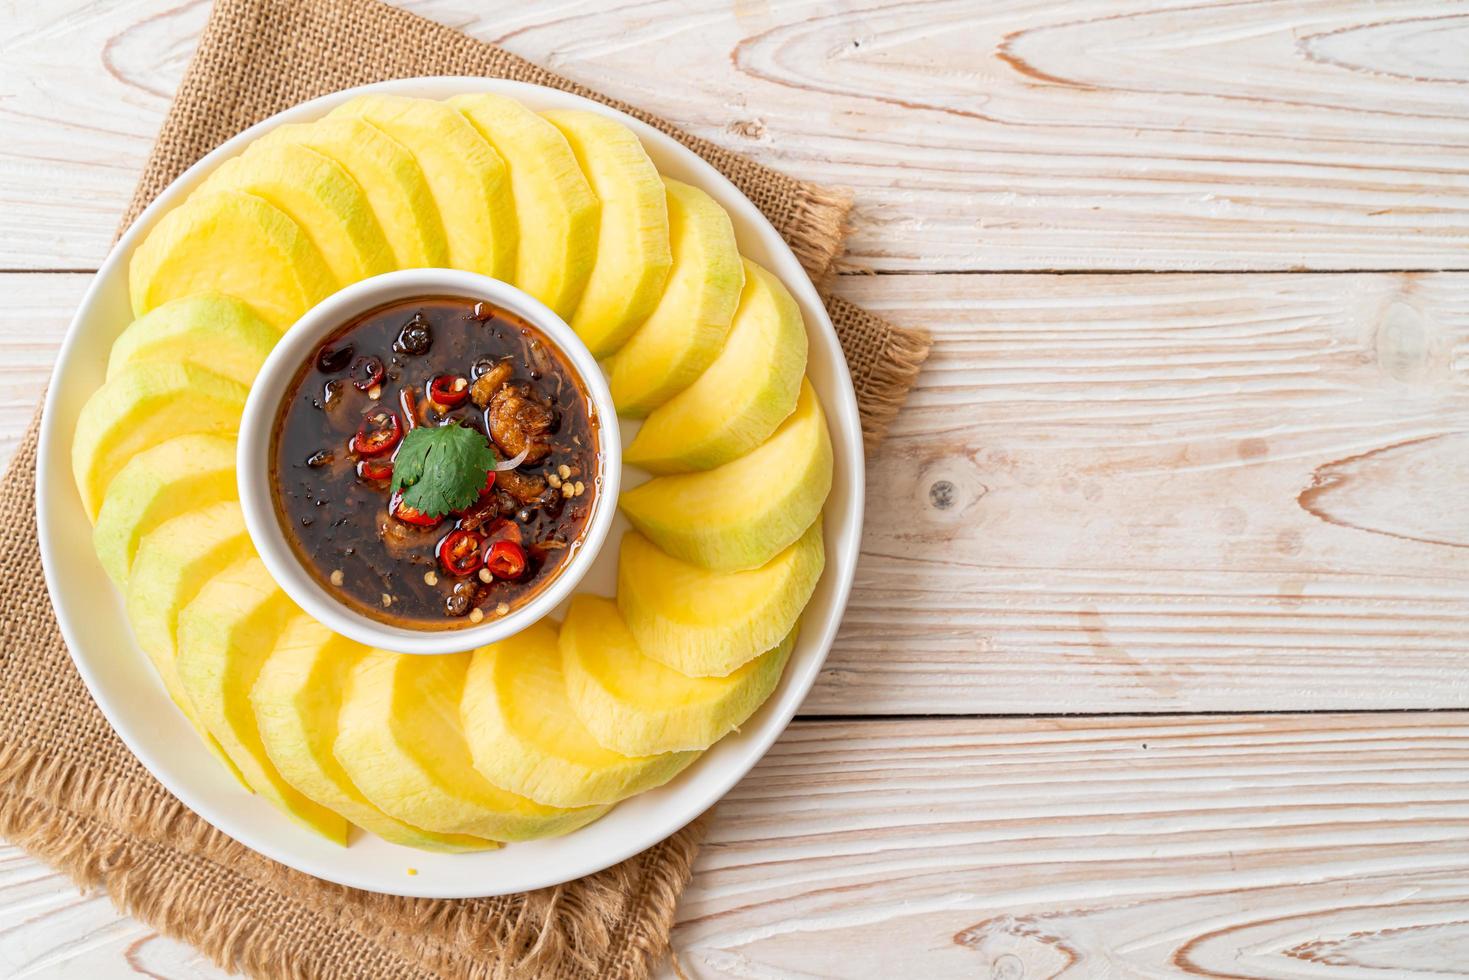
[437,529,485,577]
[428,373,470,409]
[389,489,442,528]
[350,409,402,457]
[356,458,393,481]
[484,539,527,580]
[351,354,385,391]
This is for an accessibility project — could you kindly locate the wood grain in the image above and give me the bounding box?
[5,0,1469,975]
[3,714,1467,978]
[0,844,221,979]
[673,715,1469,979]
[818,270,1469,713]
[4,0,1469,273]
[7,271,1466,714]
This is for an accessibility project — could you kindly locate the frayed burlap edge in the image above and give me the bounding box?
[827,296,933,447]
[0,0,930,976]
[0,792,428,980]
[0,728,709,980]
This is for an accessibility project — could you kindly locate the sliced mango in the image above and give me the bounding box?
[197,140,394,286]
[126,500,252,784]
[449,94,598,318]
[625,259,807,473]
[562,596,796,755]
[128,190,337,330]
[258,117,449,269]
[71,362,248,521]
[617,522,824,677]
[336,651,607,842]
[329,95,516,278]
[93,434,238,588]
[106,293,279,386]
[176,555,348,844]
[542,109,671,356]
[608,179,746,414]
[608,180,743,416]
[253,615,496,852]
[620,378,832,571]
[461,620,696,808]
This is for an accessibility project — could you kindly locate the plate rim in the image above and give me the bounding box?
[36,75,865,898]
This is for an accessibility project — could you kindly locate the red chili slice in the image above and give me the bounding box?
[389,489,442,528]
[428,374,470,408]
[350,409,402,457]
[436,529,485,577]
[357,458,393,481]
[484,539,527,580]
[351,355,385,391]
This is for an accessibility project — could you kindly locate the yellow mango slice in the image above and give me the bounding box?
[93,434,238,588]
[106,293,279,386]
[329,95,516,278]
[128,190,337,330]
[197,140,395,286]
[619,379,832,571]
[449,93,598,318]
[617,522,824,677]
[335,651,607,842]
[561,596,796,755]
[176,555,348,844]
[126,500,252,785]
[608,180,744,417]
[625,259,807,473]
[461,620,696,808]
[258,117,450,269]
[252,615,496,852]
[542,109,670,356]
[71,362,248,521]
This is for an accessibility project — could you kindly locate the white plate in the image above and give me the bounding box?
[36,77,864,899]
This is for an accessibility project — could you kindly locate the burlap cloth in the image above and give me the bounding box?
[0,1,930,977]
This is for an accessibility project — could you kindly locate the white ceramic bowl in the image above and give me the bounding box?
[36,77,864,898]
[238,269,621,655]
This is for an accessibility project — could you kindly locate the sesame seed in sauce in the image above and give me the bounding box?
[330,569,344,586]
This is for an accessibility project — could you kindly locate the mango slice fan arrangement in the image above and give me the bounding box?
[71,93,833,849]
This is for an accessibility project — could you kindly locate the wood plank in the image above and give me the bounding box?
[821,270,1469,713]
[0,844,223,979]
[673,714,1469,979]
[8,271,1467,713]
[3,0,1469,273]
[2,714,1465,978]
[0,275,81,463]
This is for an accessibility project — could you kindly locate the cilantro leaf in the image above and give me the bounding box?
[390,423,498,518]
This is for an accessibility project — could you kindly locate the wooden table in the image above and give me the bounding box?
[2,1,1466,976]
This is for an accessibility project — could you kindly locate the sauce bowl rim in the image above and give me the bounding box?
[237,268,622,655]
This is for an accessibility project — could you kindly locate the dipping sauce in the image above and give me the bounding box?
[270,296,601,629]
